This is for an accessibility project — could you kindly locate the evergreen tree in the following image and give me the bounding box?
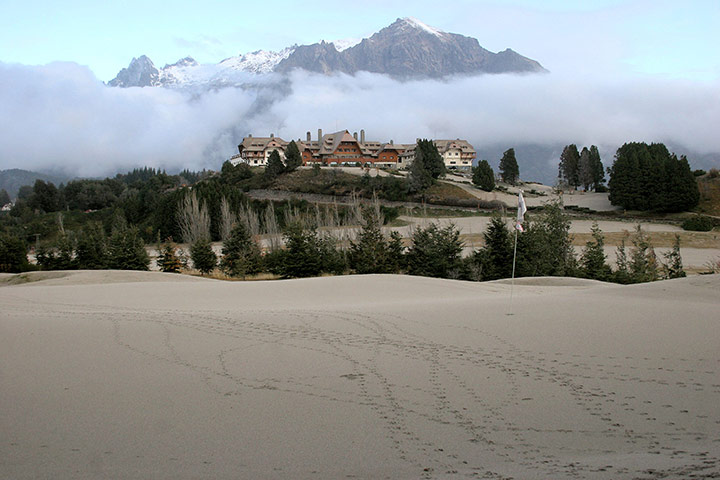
[0,188,10,205]
[264,150,286,179]
[472,160,495,192]
[662,234,686,279]
[156,240,183,273]
[406,223,463,278]
[479,213,513,280]
[220,222,261,278]
[612,236,632,284]
[628,225,659,283]
[416,139,445,180]
[407,151,433,193]
[277,222,323,278]
[349,209,395,274]
[75,222,108,269]
[220,160,253,185]
[107,216,150,271]
[589,145,605,189]
[514,201,577,277]
[29,180,63,212]
[284,141,303,172]
[580,222,612,281]
[609,142,699,212]
[191,238,217,275]
[499,148,519,185]
[558,144,580,189]
[578,147,594,191]
[0,233,29,273]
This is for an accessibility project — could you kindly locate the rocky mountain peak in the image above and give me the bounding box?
[107,55,160,87]
[109,17,547,87]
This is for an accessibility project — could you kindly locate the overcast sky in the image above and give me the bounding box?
[1,0,719,178]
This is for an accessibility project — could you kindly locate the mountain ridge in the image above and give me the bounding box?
[108,17,547,88]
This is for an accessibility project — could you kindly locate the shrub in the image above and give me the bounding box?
[681,215,714,232]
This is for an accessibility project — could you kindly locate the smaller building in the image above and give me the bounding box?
[233,134,288,166]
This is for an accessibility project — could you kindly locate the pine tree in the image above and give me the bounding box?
[0,188,10,206]
[499,148,519,185]
[406,223,463,278]
[284,141,303,172]
[629,225,659,283]
[407,151,433,193]
[191,238,217,275]
[662,234,686,279]
[589,145,605,190]
[156,240,183,273]
[558,145,580,189]
[264,150,286,179]
[580,222,612,281]
[612,235,632,284]
[107,217,150,271]
[480,214,513,280]
[472,160,495,192]
[349,209,393,274]
[417,139,445,180]
[0,233,29,273]
[578,147,594,191]
[220,222,261,278]
[75,222,108,269]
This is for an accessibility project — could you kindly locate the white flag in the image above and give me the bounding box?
[516,191,527,232]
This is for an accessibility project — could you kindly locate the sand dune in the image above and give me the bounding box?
[1,272,719,479]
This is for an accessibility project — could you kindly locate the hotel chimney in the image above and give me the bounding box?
[360,129,365,144]
[318,129,323,143]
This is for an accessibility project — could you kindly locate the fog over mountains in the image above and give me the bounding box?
[1,17,718,183]
[109,18,546,88]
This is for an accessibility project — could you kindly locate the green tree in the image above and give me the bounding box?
[156,240,183,273]
[264,150,286,179]
[107,216,150,271]
[499,148,519,185]
[191,238,217,275]
[472,160,495,192]
[609,142,699,212]
[220,222,261,278]
[220,160,253,185]
[349,208,401,274]
[75,222,108,269]
[29,180,63,212]
[479,213,513,280]
[0,188,10,205]
[558,144,580,189]
[276,222,323,278]
[416,139,445,180]
[628,225,659,283]
[0,233,29,273]
[406,223,463,278]
[612,235,632,284]
[578,147,594,191]
[407,152,433,193]
[579,222,612,281]
[284,141,303,172]
[589,145,605,189]
[662,234,686,279]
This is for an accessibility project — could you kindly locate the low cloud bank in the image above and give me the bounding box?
[1,61,718,180]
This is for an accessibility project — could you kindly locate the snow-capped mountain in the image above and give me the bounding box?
[109,17,546,88]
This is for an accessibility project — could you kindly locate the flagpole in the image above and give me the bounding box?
[509,190,525,316]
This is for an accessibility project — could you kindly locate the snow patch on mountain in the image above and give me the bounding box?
[401,17,445,38]
[331,38,362,52]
